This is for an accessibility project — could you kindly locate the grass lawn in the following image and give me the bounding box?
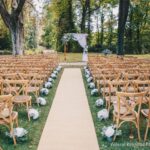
[58,53,150,62]
[82,69,150,150]
[0,70,63,150]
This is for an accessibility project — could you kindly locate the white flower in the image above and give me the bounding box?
[95,98,104,107]
[105,126,115,138]
[40,88,49,95]
[85,74,90,79]
[28,108,39,120]
[88,82,95,89]
[45,82,52,88]
[87,77,93,83]
[97,109,109,120]
[37,97,47,105]
[14,128,28,138]
[91,88,98,96]
[48,78,54,83]
[84,66,87,70]
[5,127,28,138]
[85,70,90,75]
[53,70,58,75]
[56,66,62,72]
[51,73,57,79]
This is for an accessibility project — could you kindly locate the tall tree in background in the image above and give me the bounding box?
[100,7,104,49]
[0,0,26,55]
[117,0,130,55]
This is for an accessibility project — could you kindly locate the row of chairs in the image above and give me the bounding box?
[88,55,150,141]
[0,54,59,145]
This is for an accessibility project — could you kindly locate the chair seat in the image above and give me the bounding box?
[30,80,43,85]
[0,111,18,124]
[13,95,31,103]
[113,100,135,115]
[121,87,137,92]
[141,109,149,118]
[26,87,40,92]
[105,96,117,103]
[101,87,116,93]
[113,110,136,120]
[3,87,20,94]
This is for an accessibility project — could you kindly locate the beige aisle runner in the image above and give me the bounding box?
[38,68,99,150]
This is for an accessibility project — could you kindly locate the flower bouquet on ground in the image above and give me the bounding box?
[101,125,122,142]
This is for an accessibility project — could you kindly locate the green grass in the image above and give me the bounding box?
[58,53,150,63]
[82,69,150,150]
[0,70,63,150]
[58,52,82,62]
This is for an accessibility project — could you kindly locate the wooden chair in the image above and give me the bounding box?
[0,95,18,145]
[113,91,146,141]
[17,73,42,99]
[2,80,32,121]
[141,92,150,141]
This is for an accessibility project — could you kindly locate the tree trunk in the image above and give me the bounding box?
[87,0,91,44]
[81,5,87,32]
[126,4,133,54]
[136,25,142,54]
[108,9,113,50]
[11,26,23,55]
[100,9,104,49]
[0,0,26,56]
[117,0,130,55]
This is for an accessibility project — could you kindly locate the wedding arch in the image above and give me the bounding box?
[62,33,88,62]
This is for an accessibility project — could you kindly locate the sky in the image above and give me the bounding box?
[33,0,45,14]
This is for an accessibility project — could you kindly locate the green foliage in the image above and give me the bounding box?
[25,25,37,49]
[125,0,150,54]
[0,17,11,50]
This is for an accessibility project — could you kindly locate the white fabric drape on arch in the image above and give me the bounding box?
[62,33,88,61]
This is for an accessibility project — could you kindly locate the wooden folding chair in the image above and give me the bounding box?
[2,80,32,121]
[113,91,146,141]
[0,95,18,145]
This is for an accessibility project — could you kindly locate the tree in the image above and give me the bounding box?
[0,0,26,55]
[117,0,130,55]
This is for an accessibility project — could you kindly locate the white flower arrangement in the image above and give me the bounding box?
[40,88,49,95]
[85,70,90,75]
[51,73,57,79]
[85,74,90,79]
[88,82,95,89]
[95,98,104,107]
[53,70,58,75]
[87,77,93,83]
[91,88,98,96]
[28,108,39,120]
[36,97,47,106]
[48,77,54,83]
[97,109,109,120]
[84,66,87,70]
[56,66,62,72]
[101,125,122,142]
[6,127,28,138]
[45,82,52,89]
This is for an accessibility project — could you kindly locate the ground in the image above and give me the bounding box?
[58,53,150,62]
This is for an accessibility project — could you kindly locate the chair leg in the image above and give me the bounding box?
[10,123,17,145]
[137,122,141,141]
[26,102,30,121]
[144,123,149,141]
[113,118,119,141]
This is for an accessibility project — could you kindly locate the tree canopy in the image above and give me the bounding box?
[0,0,150,55]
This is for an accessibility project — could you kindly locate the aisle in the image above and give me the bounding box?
[38,68,99,150]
